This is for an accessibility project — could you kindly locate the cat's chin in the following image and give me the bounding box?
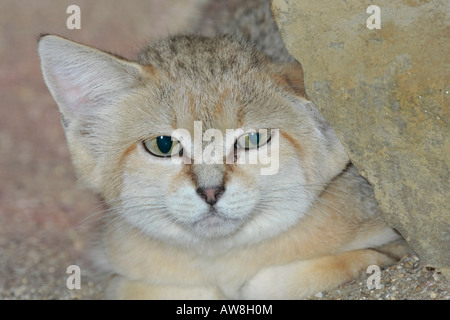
[188,212,243,239]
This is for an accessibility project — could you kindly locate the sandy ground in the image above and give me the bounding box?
[0,0,448,300]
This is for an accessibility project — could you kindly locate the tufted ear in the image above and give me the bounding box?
[38,35,146,193]
[270,60,308,98]
[38,35,143,129]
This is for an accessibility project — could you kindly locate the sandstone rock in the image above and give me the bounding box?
[272,0,449,273]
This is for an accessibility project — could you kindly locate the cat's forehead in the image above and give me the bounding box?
[139,35,266,81]
[148,72,289,135]
[136,35,297,133]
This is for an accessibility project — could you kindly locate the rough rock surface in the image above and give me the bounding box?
[272,0,449,277]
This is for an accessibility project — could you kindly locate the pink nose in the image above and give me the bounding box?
[197,187,224,206]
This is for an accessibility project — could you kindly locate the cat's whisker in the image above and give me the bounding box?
[77,206,115,228]
[97,206,173,234]
[77,199,169,229]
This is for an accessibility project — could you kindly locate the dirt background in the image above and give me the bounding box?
[0,0,448,300]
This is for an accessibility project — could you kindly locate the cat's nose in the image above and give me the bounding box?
[197,186,224,206]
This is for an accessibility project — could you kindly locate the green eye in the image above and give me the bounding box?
[143,136,182,157]
[236,130,271,150]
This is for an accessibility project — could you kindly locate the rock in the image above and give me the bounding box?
[272,0,450,275]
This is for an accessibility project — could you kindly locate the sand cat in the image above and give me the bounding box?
[38,2,408,299]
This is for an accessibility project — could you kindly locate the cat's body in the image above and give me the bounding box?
[38,0,408,299]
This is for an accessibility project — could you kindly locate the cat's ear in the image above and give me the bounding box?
[274,60,350,183]
[38,35,147,194]
[271,60,308,99]
[303,100,350,181]
[38,35,143,127]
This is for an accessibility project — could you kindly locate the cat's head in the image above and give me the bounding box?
[38,34,348,250]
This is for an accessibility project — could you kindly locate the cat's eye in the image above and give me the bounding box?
[143,136,182,158]
[236,130,271,150]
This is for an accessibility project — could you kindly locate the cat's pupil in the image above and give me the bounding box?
[156,136,173,154]
[248,132,260,146]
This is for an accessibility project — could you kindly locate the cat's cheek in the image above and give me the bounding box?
[215,183,259,220]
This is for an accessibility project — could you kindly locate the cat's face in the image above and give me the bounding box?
[38,35,349,250]
[116,71,308,245]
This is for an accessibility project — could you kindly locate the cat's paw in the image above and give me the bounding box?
[239,267,279,299]
[108,275,224,299]
[238,257,341,299]
[239,264,310,300]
